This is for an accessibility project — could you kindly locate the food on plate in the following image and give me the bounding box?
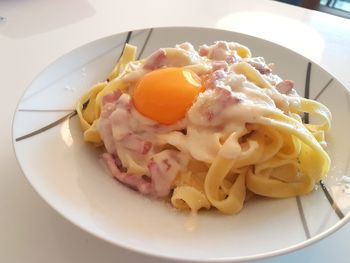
[77,41,331,214]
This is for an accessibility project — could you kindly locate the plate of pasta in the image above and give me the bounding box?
[13,27,350,262]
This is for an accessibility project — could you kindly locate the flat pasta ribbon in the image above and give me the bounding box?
[76,44,137,143]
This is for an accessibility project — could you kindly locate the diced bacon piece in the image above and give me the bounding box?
[143,47,201,70]
[122,134,152,154]
[203,78,215,90]
[216,41,230,50]
[204,69,228,90]
[211,47,228,61]
[205,111,214,121]
[102,90,122,106]
[225,56,234,64]
[203,88,240,122]
[207,41,230,61]
[100,103,116,118]
[216,87,241,107]
[100,91,122,118]
[103,151,185,198]
[247,61,272,75]
[276,80,294,94]
[143,49,167,70]
[147,155,177,197]
[212,69,227,80]
[148,150,188,197]
[200,41,244,63]
[113,153,125,172]
[199,45,209,56]
[212,60,229,71]
[98,102,118,153]
[99,94,132,152]
[225,51,240,64]
[102,153,154,195]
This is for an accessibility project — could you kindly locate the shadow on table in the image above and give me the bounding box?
[0,0,95,39]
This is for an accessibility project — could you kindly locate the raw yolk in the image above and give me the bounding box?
[133,67,204,125]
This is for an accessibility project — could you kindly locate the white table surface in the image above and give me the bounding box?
[1,0,350,262]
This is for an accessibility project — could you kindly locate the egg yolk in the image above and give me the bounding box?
[133,67,204,125]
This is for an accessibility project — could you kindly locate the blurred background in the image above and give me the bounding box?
[277,0,350,18]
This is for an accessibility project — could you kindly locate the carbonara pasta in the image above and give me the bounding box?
[77,41,331,214]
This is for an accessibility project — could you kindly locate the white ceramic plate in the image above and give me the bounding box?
[13,27,350,262]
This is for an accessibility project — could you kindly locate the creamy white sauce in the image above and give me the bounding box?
[100,41,304,181]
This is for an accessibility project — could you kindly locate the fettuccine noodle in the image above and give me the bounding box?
[77,41,331,215]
